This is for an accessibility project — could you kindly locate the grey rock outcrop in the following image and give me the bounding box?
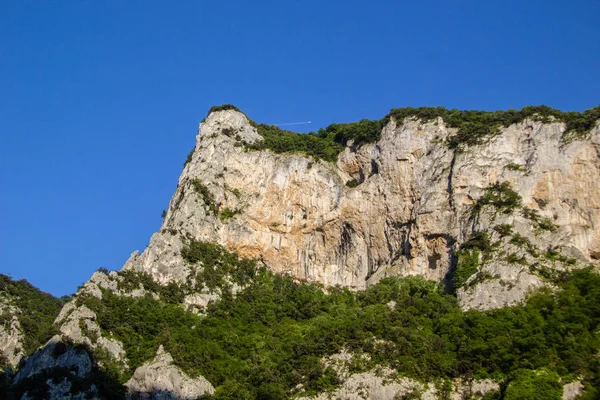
[14,336,92,384]
[562,379,584,400]
[125,345,214,399]
[52,270,144,366]
[300,350,500,400]
[298,368,438,400]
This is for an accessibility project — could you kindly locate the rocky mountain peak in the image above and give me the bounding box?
[2,105,600,399]
[121,106,600,311]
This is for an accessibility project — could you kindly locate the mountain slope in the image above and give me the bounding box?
[0,274,63,371]
[2,105,600,399]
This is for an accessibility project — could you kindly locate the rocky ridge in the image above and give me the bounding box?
[124,108,600,309]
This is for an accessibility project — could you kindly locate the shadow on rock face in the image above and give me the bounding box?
[0,337,124,400]
[0,340,214,400]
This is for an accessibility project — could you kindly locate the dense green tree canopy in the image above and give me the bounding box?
[74,242,600,399]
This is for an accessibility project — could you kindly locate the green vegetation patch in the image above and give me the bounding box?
[247,123,345,162]
[0,274,63,356]
[471,182,523,217]
[493,224,513,237]
[183,147,195,167]
[181,240,257,290]
[452,232,496,291]
[345,179,360,188]
[522,207,557,233]
[387,105,600,150]
[75,241,600,399]
[543,246,577,266]
[192,178,218,216]
[219,207,240,222]
[453,249,481,291]
[204,104,243,120]
[204,104,599,162]
[505,162,525,172]
[503,369,562,400]
[319,118,383,148]
[116,269,185,305]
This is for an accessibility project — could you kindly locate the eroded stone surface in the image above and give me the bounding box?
[563,379,584,400]
[125,345,214,399]
[183,292,220,314]
[300,350,499,400]
[298,367,438,400]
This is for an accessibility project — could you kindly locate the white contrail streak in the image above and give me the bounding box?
[274,121,312,126]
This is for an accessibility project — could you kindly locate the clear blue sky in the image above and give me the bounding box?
[1,1,598,297]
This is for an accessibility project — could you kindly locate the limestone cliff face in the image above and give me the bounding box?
[123,109,600,309]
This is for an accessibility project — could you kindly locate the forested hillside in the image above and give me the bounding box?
[0,275,64,369]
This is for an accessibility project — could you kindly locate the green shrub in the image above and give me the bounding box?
[481,391,501,400]
[206,104,242,116]
[561,106,600,142]
[323,118,383,147]
[542,247,577,266]
[510,233,531,247]
[506,253,528,265]
[192,178,218,216]
[247,123,344,162]
[235,104,600,161]
[522,208,558,233]
[505,162,525,172]
[184,147,195,167]
[461,232,493,253]
[387,105,600,150]
[219,208,239,222]
[116,270,185,304]
[504,369,562,400]
[494,224,513,237]
[453,249,480,291]
[472,182,522,216]
[537,217,557,232]
[181,240,257,290]
[453,232,502,291]
[521,207,540,221]
[59,295,72,304]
